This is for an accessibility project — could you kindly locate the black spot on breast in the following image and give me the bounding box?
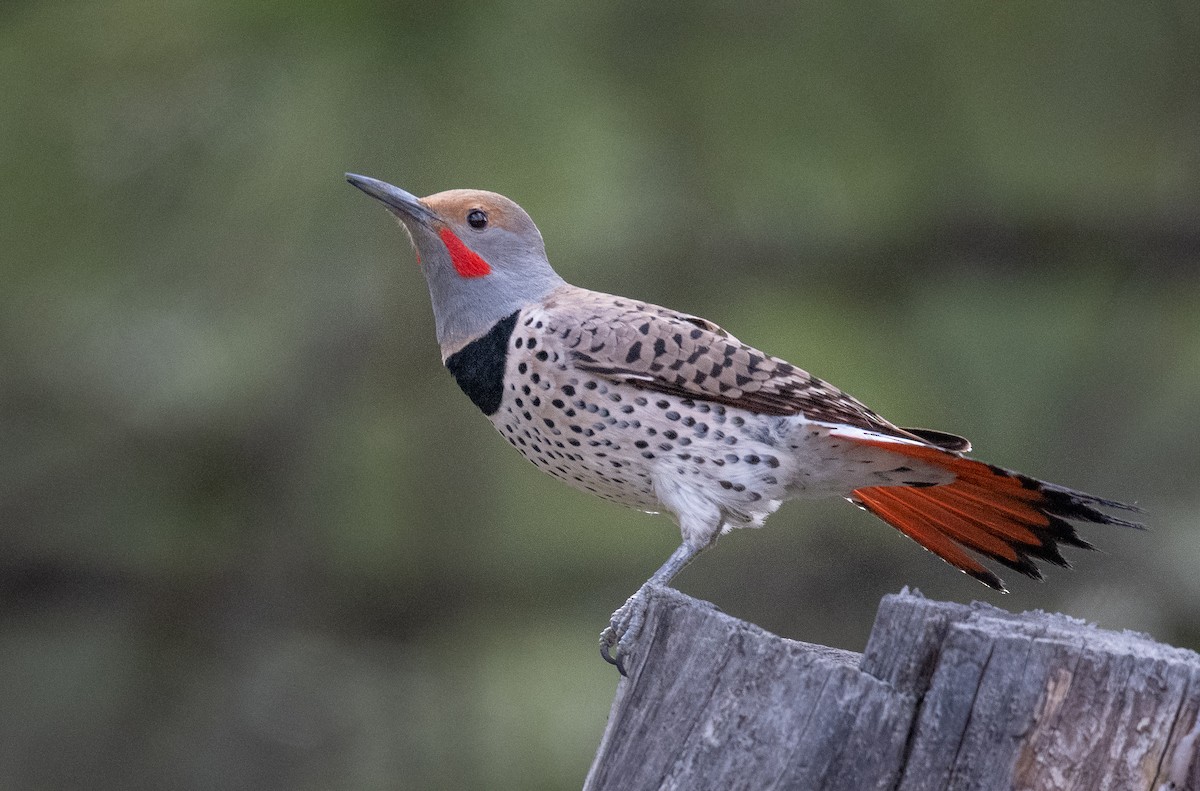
[444,311,520,416]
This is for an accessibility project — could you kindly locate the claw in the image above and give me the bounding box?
[599,627,625,675]
[595,543,707,673]
[600,624,629,676]
[599,634,630,676]
[598,585,654,676]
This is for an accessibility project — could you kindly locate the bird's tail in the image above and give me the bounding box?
[846,438,1144,591]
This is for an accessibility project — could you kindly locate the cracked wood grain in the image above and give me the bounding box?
[583,588,1200,791]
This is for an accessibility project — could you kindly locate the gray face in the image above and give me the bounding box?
[347,176,565,350]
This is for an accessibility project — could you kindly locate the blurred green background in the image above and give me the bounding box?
[3,1,1199,788]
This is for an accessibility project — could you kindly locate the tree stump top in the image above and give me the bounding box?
[584,587,1200,791]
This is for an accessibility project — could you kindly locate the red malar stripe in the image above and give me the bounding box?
[438,228,491,278]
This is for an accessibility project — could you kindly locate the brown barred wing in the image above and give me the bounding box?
[548,289,912,437]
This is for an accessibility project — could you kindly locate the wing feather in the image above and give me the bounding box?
[543,287,921,439]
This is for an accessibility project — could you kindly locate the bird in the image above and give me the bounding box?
[346,173,1143,675]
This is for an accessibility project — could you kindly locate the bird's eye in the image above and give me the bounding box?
[467,208,488,229]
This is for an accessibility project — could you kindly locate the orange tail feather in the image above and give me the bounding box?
[848,438,1143,591]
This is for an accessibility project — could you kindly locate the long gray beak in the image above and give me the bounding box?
[346,173,438,225]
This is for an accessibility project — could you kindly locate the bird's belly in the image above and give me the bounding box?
[490,363,799,517]
[491,386,664,511]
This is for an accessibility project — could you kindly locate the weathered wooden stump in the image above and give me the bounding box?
[584,587,1200,791]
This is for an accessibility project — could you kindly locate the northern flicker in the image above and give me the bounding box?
[346,173,1142,674]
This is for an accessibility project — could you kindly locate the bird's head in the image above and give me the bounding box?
[347,174,564,351]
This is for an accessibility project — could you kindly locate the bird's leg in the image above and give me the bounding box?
[600,540,706,676]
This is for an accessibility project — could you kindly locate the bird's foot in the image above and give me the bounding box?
[599,584,657,676]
